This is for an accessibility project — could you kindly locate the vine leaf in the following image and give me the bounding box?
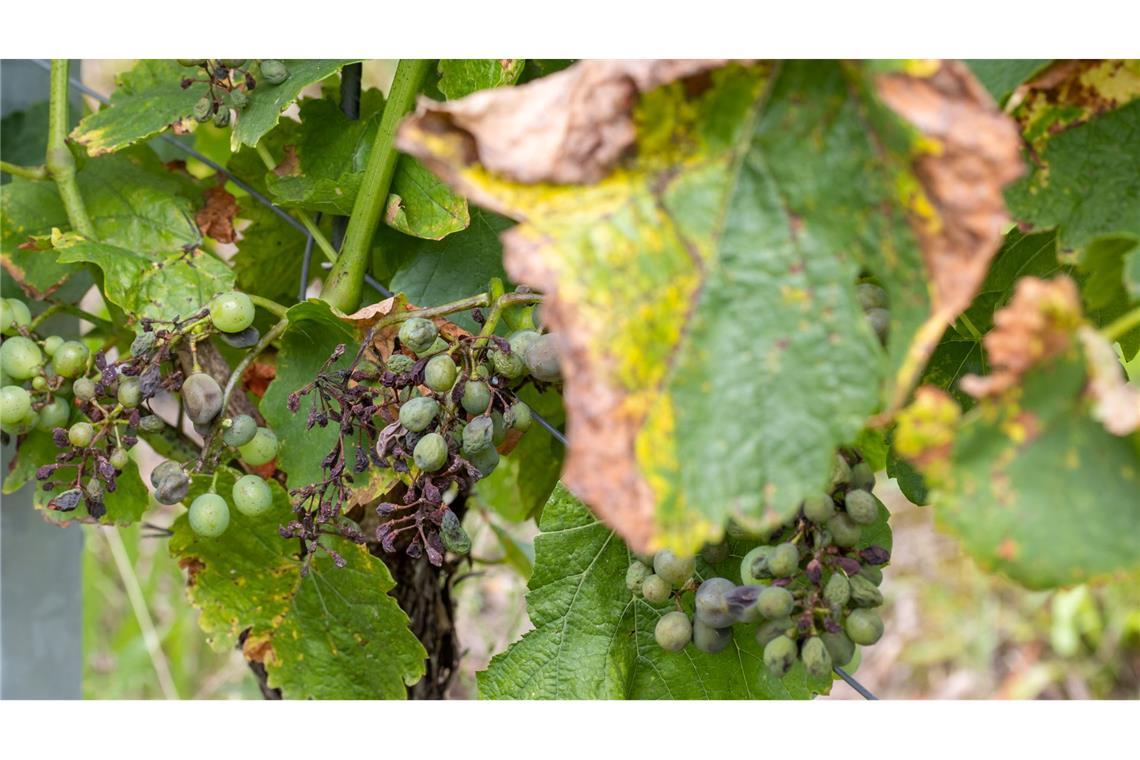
[229,60,359,151]
[231,202,307,305]
[964,59,1052,105]
[169,468,427,698]
[437,59,525,99]
[1,178,71,297]
[478,483,865,699]
[400,60,1023,554]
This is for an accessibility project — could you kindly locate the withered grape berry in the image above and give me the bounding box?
[400,396,440,433]
[694,577,737,628]
[1,336,43,380]
[0,386,31,426]
[508,330,540,363]
[209,292,255,333]
[755,617,793,648]
[238,427,278,466]
[192,96,212,122]
[398,317,438,355]
[467,445,500,477]
[440,509,472,554]
[68,421,94,447]
[232,474,273,517]
[827,513,862,548]
[222,414,258,447]
[524,333,562,382]
[653,549,695,588]
[767,542,800,578]
[844,489,878,525]
[654,611,692,652]
[848,575,883,608]
[489,344,526,380]
[822,631,855,667]
[801,636,832,679]
[424,354,458,392]
[461,380,491,415]
[823,573,851,607]
[152,461,190,505]
[756,586,794,619]
[641,574,671,604]
[626,560,651,595]
[490,411,507,445]
[182,373,223,426]
[386,353,414,374]
[763,635,798,677]
[693,619,733,654]
[504,401,531,431]
[740,545,772,585]
[52,340,89,378]
[413,432,448,472]
[260,59,289,85]
[803,494,835,523]
[845,608,884,645]
[188,493,230,538]
[461,415,494,454]
[860,565,883,586]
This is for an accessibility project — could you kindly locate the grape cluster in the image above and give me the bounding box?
[178,59,290,128]
[287,316,562,566]
[2,291,278,530]
[628,452,889,681]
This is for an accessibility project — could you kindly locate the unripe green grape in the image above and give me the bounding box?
[823,573,851,607]
[3,407,38,434]
[221,59,248,69]
[740,545,773,585]
[829,454,852,491]
[51,341,89,379]
[192,96,213,122]
[489,345,526,379]
[109,447,130,470]
[859,564,883,586]
[755,616,793,648]
[117,377,141,408]
[653,549,695,588]
[826,513,862,548]
[524,333,562,382]
[238,427,278,466]
[421,337,449,357]
[654,611,692,652]
[73,377,96,401]
[490,411,506,445]
[641,574,671,605]
[259,59,289,85]
[866,307,890,343]
[850,462,875,492]
[232,474,273,516]
[386,353,414,374]
[1,336,43,380]
[414,432,448,472]
[181,373,223,426]
[178,59,206,67]
[213,108,231,128]
[693,620,733,654]
[188,493,230,537]
[763,635,798,677]
[209,291,255,333]
[398,317,438,355]
[222,414,257,447]
[844,489,878,525]
[400,396,440,433]
[461,415,494,455]
[423,354,458,392]
[42,335,64,356]
[767,542,800,578]
[508,330,540,361]
[694,576,737,628]
[626,560,651,595]
[801,636,833,679]
[36,396,70,431]
[1,299,31,335]
[848,575,883,608]
[32,376,48,391]
[803,493,836,523]
[461,380,491,415]
[821,631,855,667]
[0,385,32,425]
[756,586,794,619]
[504,401,531,431]
[68,421,94,447]
[467,444,500,477]
[845,608,884,645]
[856,283,888,311]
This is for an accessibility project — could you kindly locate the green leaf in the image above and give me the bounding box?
[437,59,524,99]
[385,156,470,240]
[381,208,512,332]
[477,484,834,699]
[935,351,1140,588]
[2,430,60,496]
[169,468,426,698]
[232,202,306,305]
[230,60,358,151]
[964,60,1051,104]
[71,60,206,156]
[1,101,50,176]
[485,518,535,579]
[1,178,71,297]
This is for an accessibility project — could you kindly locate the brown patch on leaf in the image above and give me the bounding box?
[960,276,1082,398]
[997,538,1020,561]
[273,145,300,177]
[1078,326,1140,435]
[893,386,961,486]
[242,361,277,399]
[1009,59,1140,137]
[242,632,276,665]
[178,556,205,586]
[196,186,239,244]
[398,59,726,186]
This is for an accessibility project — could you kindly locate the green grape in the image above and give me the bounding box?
[740,545,773,585]
[229,89,249,109]
[32,376,48,391]
[829,454,852,490]
[232,474,273,517]
[755,617,793,648]
[221,59,248,68]
[654,611,692,652]
[178,59,207,67]
[467,445,500,477]
[848,575,883,608]
[259,59,289,85]
[209,291,255,333]
[182,373,223,425]
[763,635,798,677]
[461,415,494,455]
[238,427,278,466]
[700,542,729,564]
[461,380,491,414]
[1,299,31,335]
[844,489,878,525]
[35,396,70,431]
[489,345,526,379]
[109,447,130,470]
[0,386,32,425]
[859,564,883,586]
[523,333,562,382]
[386,353,414,374]
[222,414,258,447]
[424,354,458,392]
[421,337,449,357]
[821,631,855,667]
[42,335,64,356]
[626,560,651,595]
[192,96,213,122]
[188,493,230,538]
[67,421,95,447]
[694,577,737,627]
[641,574,672,605]
[117,377,141,408]
[823,573,851,607]
[73,377,96,400]
[693,619,733,654]
[3,406,38,434]
[504,401,531,431]
[845,608,884,645]
[213,108,231,128]
[866,308,890,343]
[756,586,794,619]
[400,396,440,433]
[850,462,875,492]
[826,513,862,548]
[653,549,695,588]
[801,636,833,679]
[508,330,540,363]
[398,317,438,355]
[803,493,836,523]
[413,432,448,472]
[51,340,89,378]
[139,414,166,433]
[855,283,888,311]
[490,411,506,445]
[1,336,43,380]
[767,542,800,578]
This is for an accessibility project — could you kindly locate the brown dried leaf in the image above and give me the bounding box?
[1077,326,1140,435]
[273,145,300,177]
[195,185,238,244]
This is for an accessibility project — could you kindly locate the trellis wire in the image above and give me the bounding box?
[41,60,878,701]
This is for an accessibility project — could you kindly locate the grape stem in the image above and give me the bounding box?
[46,60,95,238]
[247,294,289,319]
[1101,305,1140,344]
[252,143,340,264]
[0,160,47,180]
